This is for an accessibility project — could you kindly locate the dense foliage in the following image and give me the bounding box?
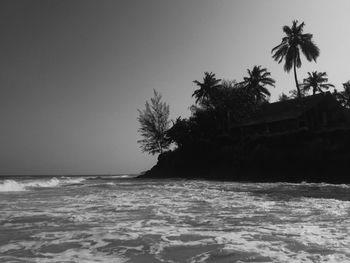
[335,81,350,108]
[167,67,270,149]
[137,90,170,155]
[139,20,350,182]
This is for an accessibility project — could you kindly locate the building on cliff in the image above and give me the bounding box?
[236,92,350,136]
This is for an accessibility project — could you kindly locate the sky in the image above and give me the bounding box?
[1,0,350,175]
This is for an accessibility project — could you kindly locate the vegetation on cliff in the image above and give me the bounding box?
[137,20,350,182]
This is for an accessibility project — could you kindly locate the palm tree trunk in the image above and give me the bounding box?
[294,55,307,128]
[158,141,163,154]
[293,57,301,100]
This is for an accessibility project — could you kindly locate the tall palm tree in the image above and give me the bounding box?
[271,20,320,100]
[302,71,334,95]
[192,72,221,106]
[239,65,275,104]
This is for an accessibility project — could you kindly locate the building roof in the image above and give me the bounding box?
[238,92,335,127]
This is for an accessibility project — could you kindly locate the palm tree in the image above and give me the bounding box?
[192,72,221,106]
[239,65,275,104]
[271,20,320,100]
[302,71,334,95]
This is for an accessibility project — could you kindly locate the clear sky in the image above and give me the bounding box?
[1,0,350,175]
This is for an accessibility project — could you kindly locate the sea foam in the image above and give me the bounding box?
[0,180,26,192]
[0,177,85,192]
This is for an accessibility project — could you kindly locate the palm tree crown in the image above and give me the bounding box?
[302,71,334,95]
[271,20,320,99]
[240,65,275,103]
[192,72,221,105]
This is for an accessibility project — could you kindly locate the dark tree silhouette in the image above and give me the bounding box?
[302,71,334,95]
[272,20,320,100]
[209,79,237,110]
[192,72,221,106]
[239,65,275,104]
[278,92,289,102]
[289,88,307,99]
[166,117,192,147]
[137,90,170,155]
[344,81,350,90]
[220,82,256,124]
[335,81,350,108]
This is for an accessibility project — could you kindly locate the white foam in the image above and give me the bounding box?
[2,180,350,262]
[0,177,86,192]
[106,174,134,179]
[26,177,60,188]
[0,180,26,192]
[62,177,86,184]
[36,249,126,263]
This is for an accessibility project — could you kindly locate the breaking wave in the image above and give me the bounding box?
[0,180,26,192]
[0,177,85,192]
[1,179,350,262]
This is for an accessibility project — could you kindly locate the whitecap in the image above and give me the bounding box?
[0,180,26,192]
[26,178,60,188]
[0,177,86,192]
[0,178,60,192]
[62,177,86,185]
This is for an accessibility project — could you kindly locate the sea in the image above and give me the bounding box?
[0,176,350,263]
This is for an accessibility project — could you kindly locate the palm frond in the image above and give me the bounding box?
[321,83,334,88]
[300,39,320,62]
[284,48,295,72]
[296,21,305,33]
[282,25,293,36]
[271,43,288,63]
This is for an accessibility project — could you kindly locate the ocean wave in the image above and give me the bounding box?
[102,174,135,179]
[117,174,134,178]
[1,179,350,262]
[26,178,60,188]
[61,177,86,185]
[88,182,116,188]
[0,177,86,192]
[0,180,26,192]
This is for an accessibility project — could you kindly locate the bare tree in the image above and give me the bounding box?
[137,90,170,155]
